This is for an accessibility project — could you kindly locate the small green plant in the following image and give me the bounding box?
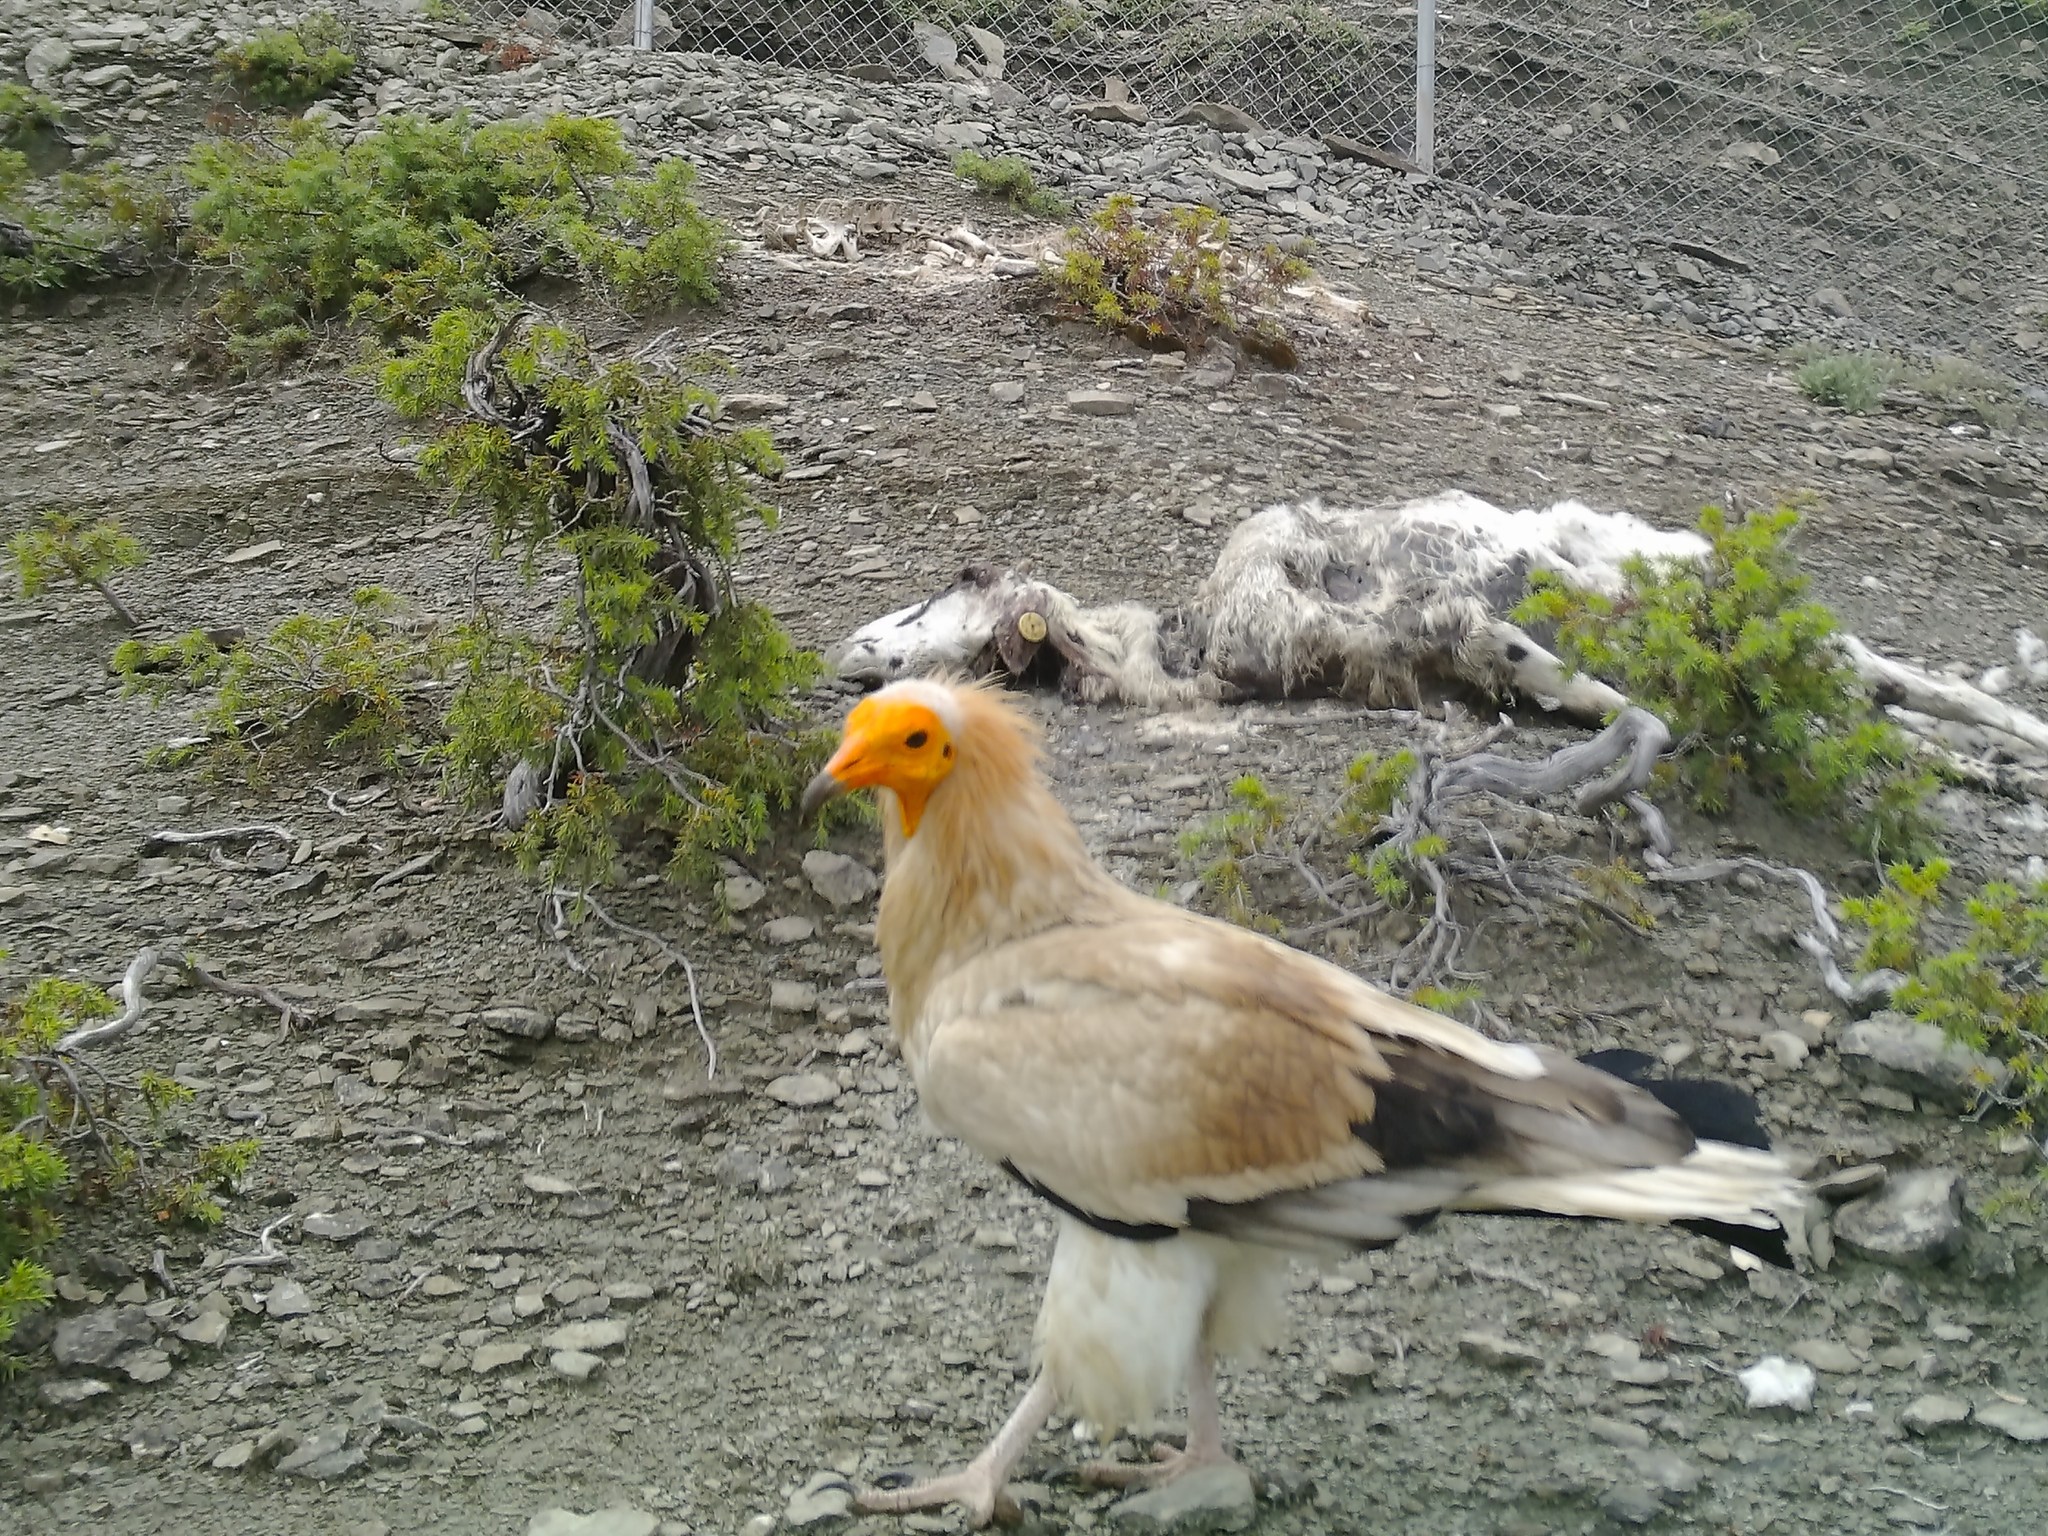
[1513,505,1939,858]
[1334,748,1416,838]
[1844,859,2048,1124]
[1695,6,1754,40]
[215,12,357,109]
[151,1138,261,1227]
[1051,192,1312,365]
[0,84,62,147]
[1,155,177,296]
[3,970,259,1368]
[1413,983,1482,1016]
[381,310,828,888]
[1894,18,1933,43]
[1178,772,1290,929]
[1328,749,1445,907]
[180,113,727,371]
[1796,352,1887,413]
[951,149,1070,218]
[7,511,146,627]
[113,587,438,778]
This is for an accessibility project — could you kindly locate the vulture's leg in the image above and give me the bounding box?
[1079,1340,1241,1489]
[854,1372,1055,1527]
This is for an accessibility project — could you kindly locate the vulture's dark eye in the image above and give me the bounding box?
[906,730,929,749]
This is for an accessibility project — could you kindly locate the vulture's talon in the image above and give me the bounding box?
[852,1470,1021,1528]
[1078,1444,1240,1489]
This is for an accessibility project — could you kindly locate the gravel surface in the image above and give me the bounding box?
[3,6,2047,1536]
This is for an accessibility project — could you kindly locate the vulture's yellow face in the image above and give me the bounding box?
[801,689,959,836]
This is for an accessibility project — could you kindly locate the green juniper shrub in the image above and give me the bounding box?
[1051,192,1312,365]
[111,586,440,780]
[0,84,62,148]
[179,113,727,371]
[2,967,260,1369]
[6,510,147,626]
[951,148,1070,217]
[1795,352,1887,414]
[1512,504,1939,859]
[380,308,830,888]
[1330,748,1444,908]
[1843,858,2048,1124]
[1177,771,1290,929]
[215,12,358,109]
[1694,6,1754,40]
[1,154,178,297]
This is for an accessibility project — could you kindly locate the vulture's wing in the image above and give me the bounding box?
[913,908,1714,1245]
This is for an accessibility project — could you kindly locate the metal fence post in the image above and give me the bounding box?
[1415,0,1436,175]
[633,0,654,50]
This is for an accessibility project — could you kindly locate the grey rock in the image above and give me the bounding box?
[550,1348,606,1381]
[1111,1462,1256,1532]
[784,1471,854,1527]
[481,1005,553,1041]
[765,1072,841,1108]
[274,1428,365,1481]
[544,1319,629,1353]
[603,5,675,47]
[1326,1346,1375,1383]
[177,1311,230,1348]
[527,1511,658,1536]
[471,1339,531,1374]
[1811,286,1855,318]
[1458,1331,1543,1369]
[212,1440,255,1470]
[1872,1271,1925,1321]
[801,849,878,907]
[761,915,816,944]
[1838,1015,2009,1108]
[24,37,73,87]
[1812,1163,1886,1202]
[1976,1401,2048,1441]
[1065,389,1140,417]
[911,19,961,72]
[265,1281,316,1319]
[303,1210,374,1241]
[1789,1339,1862,1374]
[1601,1483,1668,1526]
[40,1377,114,1410]
[1626,1447,1702,1496]
[769,979,818,1014]
[719,394,789,421]
[1901,1393,1972,1434]
[52,1306,153,1368]
[1586,1415,1651,1449]
[720,874,767,911]
[117,1347,173,1384]
[1833,1169,1966,1265]
[1171,101,1261,133]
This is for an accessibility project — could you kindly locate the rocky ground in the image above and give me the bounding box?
[5,5,2048,1536]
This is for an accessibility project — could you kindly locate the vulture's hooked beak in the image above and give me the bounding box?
[800,765,846,821]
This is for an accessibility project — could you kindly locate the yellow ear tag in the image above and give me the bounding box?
[1016,611,1048,643]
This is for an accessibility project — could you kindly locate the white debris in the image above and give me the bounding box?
[1737,1355,1816,1412]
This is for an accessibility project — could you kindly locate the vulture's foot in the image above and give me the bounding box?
[1078,1441,1242,1490]
[853,1467,1020,1527]
[855,1374,1056,1528]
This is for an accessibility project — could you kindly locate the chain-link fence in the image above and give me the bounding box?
[504,0,2048,385]
[1430,1,2048,387]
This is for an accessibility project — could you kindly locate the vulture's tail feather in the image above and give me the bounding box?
[1449,1049,1798,1268]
